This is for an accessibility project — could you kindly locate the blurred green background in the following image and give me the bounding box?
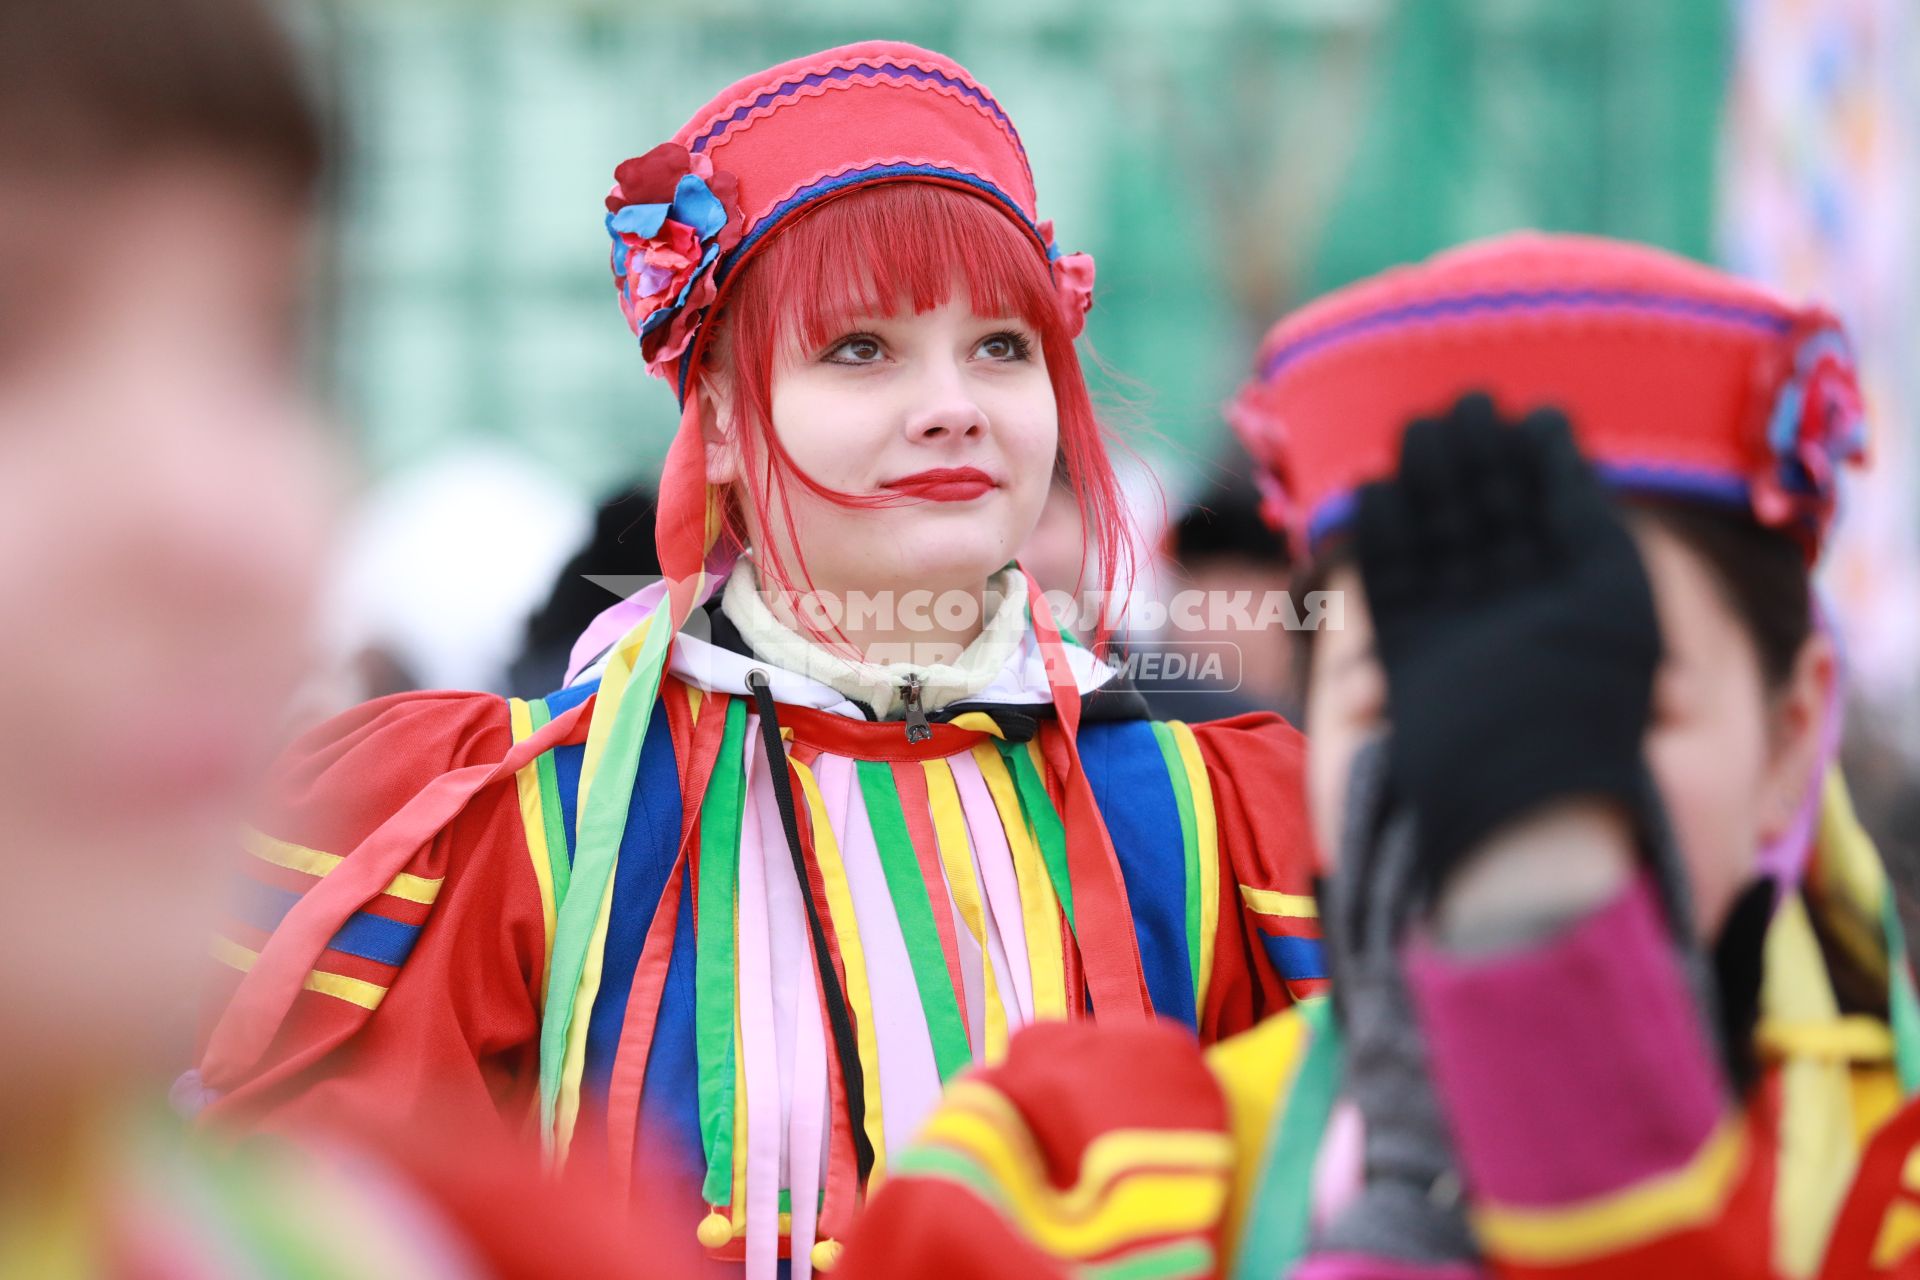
[295,0,1730,500]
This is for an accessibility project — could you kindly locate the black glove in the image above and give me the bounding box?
[1354,393,1661,889]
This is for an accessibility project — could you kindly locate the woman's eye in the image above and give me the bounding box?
[824,334,885,365]
[975,331,1033,362]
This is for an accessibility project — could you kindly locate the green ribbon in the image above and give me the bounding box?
[536,616,674,1138]
[1148,721,1203,1002]
[695,699,748,1204]
[1000,741,1076,930]
[858,760,973,1081]
[1883,891,1920,1096]
[527,698,572,906]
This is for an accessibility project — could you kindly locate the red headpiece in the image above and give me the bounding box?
[604,40,1094,607]
[607,40,1092,394]
[1228,232,1868,559]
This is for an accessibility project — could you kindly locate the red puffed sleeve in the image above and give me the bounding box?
[1188,712,1326,1041]
[191,690,553,1143]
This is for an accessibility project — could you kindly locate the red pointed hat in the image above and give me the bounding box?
[1228,232,1869,558]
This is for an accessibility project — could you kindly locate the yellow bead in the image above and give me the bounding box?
[696,1211,733,1249]
[810,1238,843,1270]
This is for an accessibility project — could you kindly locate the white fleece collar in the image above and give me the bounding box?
[568,562,1119,721]
[720,560,1032,718]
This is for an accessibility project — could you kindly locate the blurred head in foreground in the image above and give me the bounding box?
[0,0,334,1108]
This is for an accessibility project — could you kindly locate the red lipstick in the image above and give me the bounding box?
[884,466,996,502]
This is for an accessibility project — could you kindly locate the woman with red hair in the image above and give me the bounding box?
[189,42,1317,1277]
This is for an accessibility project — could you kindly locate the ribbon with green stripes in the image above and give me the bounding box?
[999,741,1076,930]
[537,615,673,1140]
[1148,722,1204,1004]
[858,759,974,1082]
[694,699,749,1204]
[526,699,572,905]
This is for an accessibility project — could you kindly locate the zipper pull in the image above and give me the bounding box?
[901,673,932,744]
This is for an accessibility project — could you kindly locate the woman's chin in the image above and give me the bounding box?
[888,545,1009,592]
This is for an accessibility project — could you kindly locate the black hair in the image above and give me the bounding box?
[1289,498,1812,698]
[1631,501,1811,692]
[1170,469,1288,568]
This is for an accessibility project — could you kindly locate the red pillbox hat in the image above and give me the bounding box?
[1229,233,1868,558]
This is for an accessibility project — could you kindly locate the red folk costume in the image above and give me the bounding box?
[836,234,1920,1279]
[184,42,1317,1277]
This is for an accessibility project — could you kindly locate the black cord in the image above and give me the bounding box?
[746,670,877,1184]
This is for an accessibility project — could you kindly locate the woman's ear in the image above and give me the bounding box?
[1757,631,1837,844]
[699,377,740,486]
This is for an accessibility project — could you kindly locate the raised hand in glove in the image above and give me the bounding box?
[1354,392,1662,892]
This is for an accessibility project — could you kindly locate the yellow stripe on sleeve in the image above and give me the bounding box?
[243,829,443,906]
[1237,886,1319,919]
[211,936,387,1011]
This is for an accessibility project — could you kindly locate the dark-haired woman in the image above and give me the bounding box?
[835,234,1920,1279]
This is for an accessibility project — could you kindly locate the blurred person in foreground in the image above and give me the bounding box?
[0,2,683,1274]
[837,235,1920,1278]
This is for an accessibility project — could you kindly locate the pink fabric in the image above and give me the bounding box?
[948,751,1034,1027]
[816,754,942,1156]
[737,719,782,1279]
[1405,873,1727,1208]
[561,548,736,689]
[765,753,829,1279]
[951,890,987,1057]
[1312,1100,1366,1233]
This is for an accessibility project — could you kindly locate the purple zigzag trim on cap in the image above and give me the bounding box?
[690,61,1024,161]
[673,161,1039,403]
[717,162,1035,282]
[1260,288,1795,383]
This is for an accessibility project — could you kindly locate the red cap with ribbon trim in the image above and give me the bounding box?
[1228,232,1869,560]
[604,40,1095,617]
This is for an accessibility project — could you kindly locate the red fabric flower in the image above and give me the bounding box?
[605,143,744,376]
[1750,316,1868,544]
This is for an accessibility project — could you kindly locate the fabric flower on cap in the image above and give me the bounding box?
[1039,220,1095,336]
[1752,315,1869,543]
[605,142,743,375]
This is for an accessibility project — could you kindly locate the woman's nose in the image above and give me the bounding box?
[902,361,988,443]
